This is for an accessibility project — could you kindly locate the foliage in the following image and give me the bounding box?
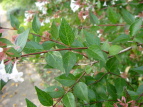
[1,0,143,107]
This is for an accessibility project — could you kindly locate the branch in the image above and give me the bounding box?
[136,93,143,102]
[21,47,88,57]
[30,33,89,58]
[88,72,109,85]
[52,71,87,107]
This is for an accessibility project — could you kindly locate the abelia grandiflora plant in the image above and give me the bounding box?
[1,0,143,106]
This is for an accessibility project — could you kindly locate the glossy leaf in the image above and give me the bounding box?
[101,40,110,52]
[109,45,122,55]
[23,41,43,54]
[73,82,89,102]
[15,29,30,52]
[25,99,37,107]
[114,78,126,97]
[106,57,119,72]
[137,85,143,94]
[106,82,117,99]
[46,51,64,72]
[32,15,41,33]
[112,34,130,44]
[121,9,135,25]
[84,31,100,46]
[0,80,6,91]
[0,38,13,46]
[6,47,20,57]
[59,18,75,46]
[86,45,106,62]
[55,73,76,86]
[35,86,53,106]
[131,66,143,74]
[10,14,20,29]
[88,89,96,101]
[51,21,59,39]
[129,18,142,36]
[42,41,55,50]
[45,86,64,98]
[63,52,77,75]
[62,92,76,107]
[107,7,119,23]
[89,10,99,25]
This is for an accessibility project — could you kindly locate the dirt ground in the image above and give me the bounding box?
[0,6,45,107]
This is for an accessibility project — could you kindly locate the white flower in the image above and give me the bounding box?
[35,1,48,14]
[9,61,24,82]
[0,48,3,52]
[103,1,107,6]
[83,15,88,20]
[70,0,80,12]
[111,0,115,5]
[0,60,9,82]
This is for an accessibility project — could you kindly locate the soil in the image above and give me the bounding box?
[0,6,45,107]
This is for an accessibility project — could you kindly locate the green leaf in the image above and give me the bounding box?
[42,41,55,50]
[55,73,76,86]
[25,98,37,107]
[129,18,142,36]
[7,47,20,57]
[46,51,64,72]
[32,15,41,33]
[109,45,122,55]
[114,78,126,97]
[63,52,77,75]
[0,38,13,46]
[15,29,30,52]
[62,92,76,107]
[86,45,106,62]
[106,82,117,99]
[121,9,135,25]
[89,10,99,25]
[131,66,143,74]
[127,90,138,100]
[101,40,110,52]
[51,21,59,39]
[137,85,143,94]
[73,82,89,102]
[106,57,119,72]
[107,7,120,23]
[45,86,64,98]
[35,86,53,106]
[10,14,20,29]
[88,89,96,101]
[112,34,130,44]
[94,82,107,100]
[23,41,43,54]
[0,80,6,91]
[84,31,100,46]
[59,18,75,45]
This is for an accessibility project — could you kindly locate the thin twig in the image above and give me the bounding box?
[21,47,88,57]
[136,93,143,102]
[88,72,109,85]
[30,33,89,58]
[52,71,87,107]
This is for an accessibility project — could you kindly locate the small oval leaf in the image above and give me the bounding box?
[35,86,53,106]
